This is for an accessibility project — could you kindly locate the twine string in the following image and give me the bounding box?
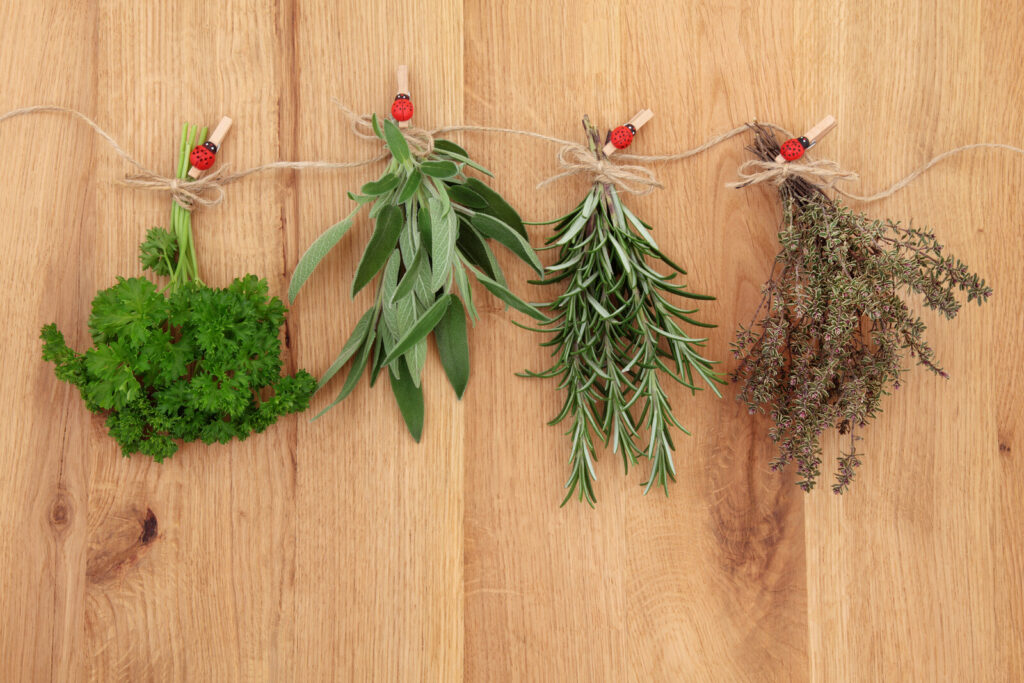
[2,105,1021,207]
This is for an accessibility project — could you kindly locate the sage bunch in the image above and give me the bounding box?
[290,116,545,440]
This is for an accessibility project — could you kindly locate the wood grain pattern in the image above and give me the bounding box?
[0,1,1021,681]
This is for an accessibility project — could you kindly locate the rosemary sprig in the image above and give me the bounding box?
[290,116,546,440]
[525,116,723,506]
[731,124,992,493]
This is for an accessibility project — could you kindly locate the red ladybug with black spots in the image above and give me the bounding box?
[391,93,413,122]
[609,123,636,149]
[189,141,218,170]
[779,136,811,162]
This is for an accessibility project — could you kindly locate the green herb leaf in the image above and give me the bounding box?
[470,213,543,276]
[352,204,404,297]
[398,169,422,203]
[388,357,424,441]
[446,183,488,209]
[383,119,411,165]
[289,214,355,303]
[464,177,526,238]
[473,271,549,322]
[316,306,376,390]
[380,294,453,367]
[361,173,402,196]
[420,160,458,178]
[391,247,425,305]
[429,200,457,291]
[434,297,470,398]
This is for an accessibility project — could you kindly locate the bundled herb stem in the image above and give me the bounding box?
[732,124,992,493]
[525,116,723,506]
[42,124,315,460]
[290,116,546,440]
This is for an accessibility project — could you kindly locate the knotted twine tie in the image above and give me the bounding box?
[727,133,1024,202]
[728,157,860,192]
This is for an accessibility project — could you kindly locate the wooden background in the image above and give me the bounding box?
[1,1,1021,680]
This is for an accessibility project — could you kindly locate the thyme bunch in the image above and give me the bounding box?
[525,116,723,506]
[290,116,545,440]
[732,125,992,493]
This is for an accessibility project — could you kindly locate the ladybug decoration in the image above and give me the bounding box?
[779,136,811,162]
[391,93,413,122]
[609,123,636,150]
[189,140,218,171]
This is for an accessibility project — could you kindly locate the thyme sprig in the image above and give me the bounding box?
[524,116,723,506]
[731,124,992,493]
[290,116,546,440]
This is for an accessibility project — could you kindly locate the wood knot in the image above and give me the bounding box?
[49,495,71,531]
[86,507,159,584]
[140,509,158,544]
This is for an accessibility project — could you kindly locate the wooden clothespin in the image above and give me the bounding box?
[392,65,413,129]
[775,115,836,163]
[187,116,233,178]
[603,109,654,157]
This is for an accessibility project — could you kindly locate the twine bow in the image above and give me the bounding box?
[122,165,234,210]
[538,143,664,195]
[728,157,860,191]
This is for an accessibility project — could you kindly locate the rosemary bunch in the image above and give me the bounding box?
[290,116,546,440]
[732,124,992,493]
[525,116,723,506]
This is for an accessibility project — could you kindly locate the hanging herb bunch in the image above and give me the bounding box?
[289,110,545,440]
[524,115,724,506]
[41,123,316,461]
[731,124,992,493]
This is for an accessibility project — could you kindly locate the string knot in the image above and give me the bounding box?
[729,157,860,191]
[122,166,232,210]
[538,143,663,195]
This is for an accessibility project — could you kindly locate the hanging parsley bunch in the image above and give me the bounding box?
[289,116,545,440]
[41,123,315,461]
[731,124,992,493]
[525,116,723,506]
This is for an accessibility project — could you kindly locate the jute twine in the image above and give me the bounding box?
[2,105,1022,207]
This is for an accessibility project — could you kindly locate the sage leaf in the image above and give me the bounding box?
[361,173,402,196]
[391,247,425,304]
[434,297,470,398]
[313,328,375,420]
[446,183,488,209]
[429,200,457,291]
[465,177,526,238]
[398,169,422,203]
[420,160,458,178]
[316,307,376,391]
[470,213,543,276]
[473,271,549,322]
[352,204,404,297]
[381,294,453,366]
[289,213,355,303]
[383,119,411,165]
[389,357,424,441]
